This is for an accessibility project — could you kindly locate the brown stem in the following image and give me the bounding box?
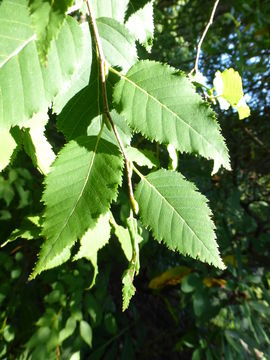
[86,0,138,214]
[190,0,220,74]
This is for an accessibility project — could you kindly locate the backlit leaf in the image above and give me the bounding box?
[30,136,123,278]
[28,0,73,63]
[135,169,225,269]
[125,0,154,52]
[93,0,129,23]
[0,14,85,130]
[113,61,230,173]
[97,17,137,73]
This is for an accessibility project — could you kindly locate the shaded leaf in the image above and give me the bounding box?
[73,212,111,288]
[122,264,136,311]
[0,129,17,171]
[149,266,192,289]
[80,320,92,348]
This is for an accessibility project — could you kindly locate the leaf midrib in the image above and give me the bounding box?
[111,66,223,160]
[40,133,104,268]
[138,172,216,258]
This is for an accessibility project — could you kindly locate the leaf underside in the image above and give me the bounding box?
[0,0,34,69]
[93,0,129,24]
[31,136,123,278]
[113,60,230,173]
[97,17,137,74]
[135,169,225,269]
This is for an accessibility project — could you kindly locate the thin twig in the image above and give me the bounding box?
[86,0,138,214]
[190,0,220,75]
[244,127,270,154]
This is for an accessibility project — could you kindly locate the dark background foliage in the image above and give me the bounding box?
[0,0,270,359]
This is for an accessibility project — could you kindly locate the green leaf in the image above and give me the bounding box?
[87,112,132,148]
[126,146,157,168]
[122,215,140,311]
[110,216,133,261]
[28,0,73,63]
[73,212,111,288]
[125,0,154,52]
[57,81,100,141]
[30,136,123,278]
[0,15,85,130]
[122,264,136,311]
[113,61,230,173]
[1,216,41,248]
[93,0,129,23]
[0,0,35,69]
[53,23,92,114]
[134,169,225,269]
[97,17,137,74]
[0,129,17,171]
[80,320,92,348]
[59,316,77,344]
[23,113,55,175]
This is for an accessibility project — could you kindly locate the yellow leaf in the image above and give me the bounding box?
[203,277,227,288]
[149,266,191,289]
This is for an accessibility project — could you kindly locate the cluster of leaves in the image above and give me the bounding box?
[1,0,270,359]
[0,0,230,307]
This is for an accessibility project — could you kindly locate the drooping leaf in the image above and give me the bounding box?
[122,215,141,311]
[97,17,137,73]
[0,0,35,69]
[0,129,17,171]
[73,212,111,288]
[125,0,154,52]
[113,61,230,173]
[0,15,85,130]
[23,113,55,175]
[93,0,129,24]
[135,169,225,269]
[30,136,123,278]
[28,0,73,63]
[122,264,136,311]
